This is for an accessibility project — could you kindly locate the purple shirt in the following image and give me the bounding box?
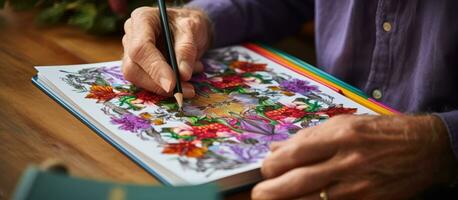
[187,0,458,158]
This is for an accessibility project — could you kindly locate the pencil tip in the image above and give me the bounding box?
[174,93,185,117]
[174,92,184,109]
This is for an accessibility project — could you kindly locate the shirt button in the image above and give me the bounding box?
[372,89,383,100]
[383,22,392,32]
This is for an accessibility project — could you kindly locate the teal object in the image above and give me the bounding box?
[258,43,370,99]
[13,166,221,200]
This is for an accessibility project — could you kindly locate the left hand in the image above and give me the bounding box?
[252,115,457,200]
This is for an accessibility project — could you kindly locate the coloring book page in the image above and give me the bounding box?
[37,46,376,185]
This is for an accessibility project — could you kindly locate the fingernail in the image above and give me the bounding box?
[159,77,173,93]
[179,61,193,80]
[183,84,195,98]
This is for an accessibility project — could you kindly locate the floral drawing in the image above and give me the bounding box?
[61,48,359,176]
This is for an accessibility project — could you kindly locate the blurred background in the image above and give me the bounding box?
[0,0,315,63]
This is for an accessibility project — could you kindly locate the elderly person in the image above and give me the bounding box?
[121,1,458,199]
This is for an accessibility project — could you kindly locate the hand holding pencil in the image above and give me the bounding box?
[121,5,212,99]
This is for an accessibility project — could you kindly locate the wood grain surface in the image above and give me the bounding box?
[0,7,315,200]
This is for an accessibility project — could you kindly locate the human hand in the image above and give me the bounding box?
[122,7,212,97]
[252,115,457,200]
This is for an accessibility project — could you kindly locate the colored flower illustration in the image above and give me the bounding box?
[317,105,358,117]
[202,59,228,73]
[189,93,247,117]
[230,61,267,72]
[135,90,167,105]
[183,105,206,116]
[61,48,361,175]
[229,93,259,105]
[98,66,128,85]
[191,123,233,140]
[85,85,118,102]
[264,106,307,121]
[190,73,209,83]
[292,98,322,112]
[221,143,269,163]
[162,142,207,158]
[238,118,300,142]
[279,78,319,95]
[111,114,151,133]
[210,75,246,89]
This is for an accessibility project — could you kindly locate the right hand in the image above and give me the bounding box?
[122,7,212,98]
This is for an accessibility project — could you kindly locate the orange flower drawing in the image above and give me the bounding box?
[85,85,117,102]
[162,142,207,158]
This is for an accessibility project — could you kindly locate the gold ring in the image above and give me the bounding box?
[320,189,328,200]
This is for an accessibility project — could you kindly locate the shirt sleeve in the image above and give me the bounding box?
[436,111,458,159]
[186,0,315,47]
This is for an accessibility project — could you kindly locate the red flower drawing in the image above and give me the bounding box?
[210,75,246,89]
[317,106,357,117]
[230,61,267,72]
[191,123,233,139]
[135,90,167,105]
[265,106,307,120]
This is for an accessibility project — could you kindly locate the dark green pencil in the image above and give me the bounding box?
[157,0,184,111]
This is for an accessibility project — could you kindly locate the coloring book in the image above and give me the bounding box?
[33,44,392,191]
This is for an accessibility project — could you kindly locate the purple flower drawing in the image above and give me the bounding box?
[280,78,319,95]
[99,66,129,84]
[237,118,300,144]
[226,143,269,163]
[239,118,300,136]
[111,114,151,133]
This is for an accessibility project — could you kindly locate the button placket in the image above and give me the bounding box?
[364,0,395,98]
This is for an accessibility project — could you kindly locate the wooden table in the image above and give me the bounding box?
[0,8,315,200]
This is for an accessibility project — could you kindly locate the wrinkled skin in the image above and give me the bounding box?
[122,7,211,98]
[122,7,458,200]
[252,115,457,200]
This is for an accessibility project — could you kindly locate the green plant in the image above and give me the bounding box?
[1,0,186,34]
